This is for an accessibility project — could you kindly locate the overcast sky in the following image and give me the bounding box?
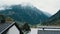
[0,0,60,15]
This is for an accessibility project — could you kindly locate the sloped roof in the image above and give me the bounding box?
[0,22,15,34]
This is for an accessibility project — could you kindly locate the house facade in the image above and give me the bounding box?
[0,22,23,34]
[2,24,20,34]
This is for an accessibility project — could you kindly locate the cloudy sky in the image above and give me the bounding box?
[0,0,60,15]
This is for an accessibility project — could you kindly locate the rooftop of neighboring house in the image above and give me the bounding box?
[37,26,60,29]
[0,22,15,34]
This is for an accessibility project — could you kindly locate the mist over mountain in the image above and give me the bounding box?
[42,10,60,25]
[0,4,50,25]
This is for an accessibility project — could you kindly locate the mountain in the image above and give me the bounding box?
[42,10,60,25]
[0,5,50,25]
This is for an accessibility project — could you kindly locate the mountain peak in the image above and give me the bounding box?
[21,3,33,7]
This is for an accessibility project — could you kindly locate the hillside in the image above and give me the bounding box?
[41,10,60,25]
[0,5,50,25]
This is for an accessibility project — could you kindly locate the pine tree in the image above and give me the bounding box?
[22,23,31,32]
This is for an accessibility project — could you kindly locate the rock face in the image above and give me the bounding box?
[0,5,50,25]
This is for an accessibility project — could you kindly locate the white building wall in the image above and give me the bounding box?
[6,25,20,34]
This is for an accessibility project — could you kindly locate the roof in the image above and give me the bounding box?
[0,22,15,34]
[37,26,60,29]
[38,30,60,34]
